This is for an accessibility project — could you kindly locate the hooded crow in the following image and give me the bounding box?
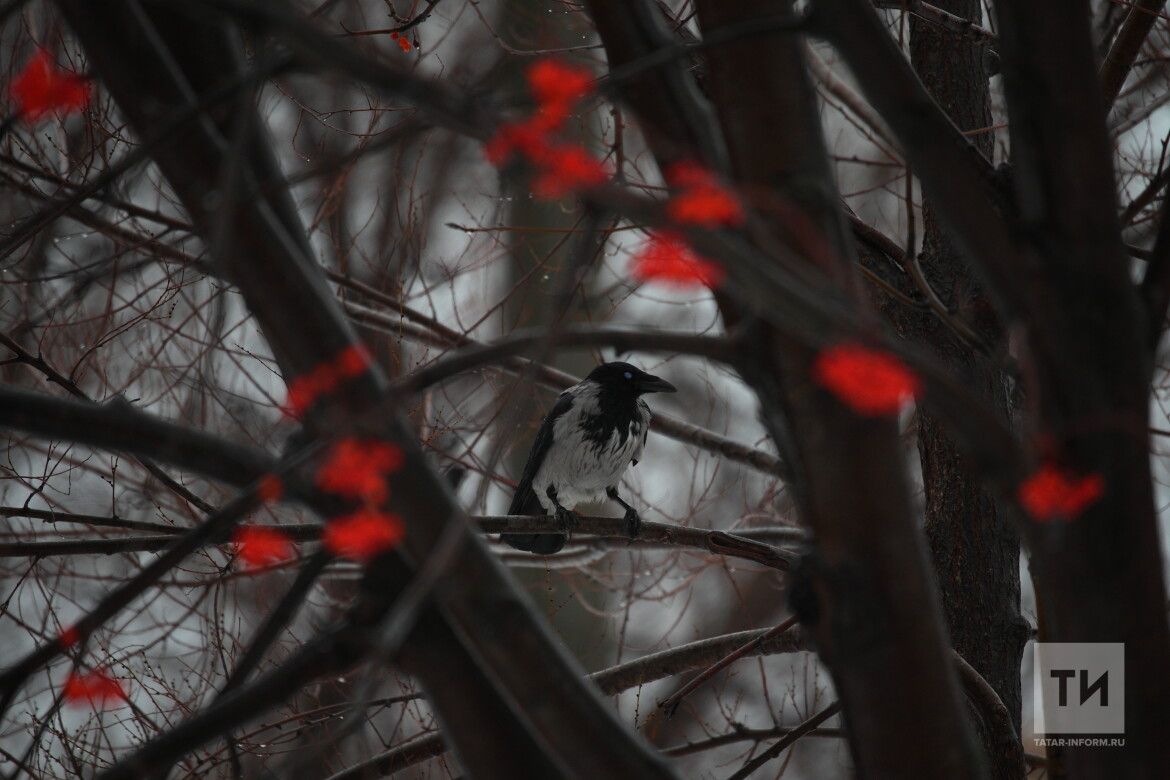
[500,362,677,554]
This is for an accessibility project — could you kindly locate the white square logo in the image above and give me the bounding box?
[1033,642,1124,735]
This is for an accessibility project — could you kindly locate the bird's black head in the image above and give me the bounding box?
[585,362,677,395]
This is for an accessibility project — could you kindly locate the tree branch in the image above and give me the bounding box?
[873,0,998,53]
[687,1,983,774]
[1100,0,1168,111]
[324,625,810,780]
[0,515,798,570]
[659,616,799,716]
[0,506,179,535]
[812,0,1027,323]
[726,701,843,779]
[0,332,216,514]
[0,477,274,718]
[1141,182,1170,347]
[994,3,1170,775]
[661,723,844,757]
[0,386,275,487]
[335,286,791,478]
[394,325,742,395]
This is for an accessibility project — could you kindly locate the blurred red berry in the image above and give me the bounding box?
[1019,463,1105,521]
[10,51,89,122]
[334,343,373,379]
[812,344,921,416]
[323,509,405,562]
[284,377,315,418]
[662,161,744,227]
[58,625,80,649]
[283,346,377,417]
[526,59,593,110]
[256,474,283,503]
[63,670,126,708]
[668,184,744,227]
[485,119,551,166]
[284,364,340,418]
[484,59,604,200]
[233,526,295,569]
[532,144,608,198]
[664,161,716,189]
[316,439,405,503]
[630,232,724,289]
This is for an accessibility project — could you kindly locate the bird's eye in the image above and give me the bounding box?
[623,371,633,380]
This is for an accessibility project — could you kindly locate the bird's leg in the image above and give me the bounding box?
[545,485,578,532]
[606,486,641,539]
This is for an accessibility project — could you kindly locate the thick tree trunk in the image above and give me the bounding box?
[903,0,1028,752]
[694,5,983,774]
[587,1,985,774]
[994,3,1170,775]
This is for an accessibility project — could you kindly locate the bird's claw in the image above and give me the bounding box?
[554,506,579,532]
[623,507,641,539]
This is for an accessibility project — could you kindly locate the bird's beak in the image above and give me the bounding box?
[638,374,677,394]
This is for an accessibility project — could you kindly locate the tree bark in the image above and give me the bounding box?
[903,0,1028,756]
[994,2,1170,775]
[587,0,985,774]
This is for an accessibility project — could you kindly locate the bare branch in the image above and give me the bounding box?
[873,0,998,52]
[1101,0,1168,111]
[726,701,843,779]
[0,514,798,570]
[325,625,810,779]
[813,0,1027,322]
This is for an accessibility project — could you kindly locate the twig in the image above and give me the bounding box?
[806,43,901,158]
[0,506,179,535]
[0,473,275,719]
[659,616,798,716]
[217,553,331,775]
[725,701,842,779]
[392,324,742,395]
[662,723,844,757]
[331,281,790,479]
[336,0,442,37]
[0,332,216,514]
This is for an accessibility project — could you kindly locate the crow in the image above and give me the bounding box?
[500,362,676,554]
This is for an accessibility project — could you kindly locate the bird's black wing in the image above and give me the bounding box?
[501,392,574,554]
[508,392,573,513]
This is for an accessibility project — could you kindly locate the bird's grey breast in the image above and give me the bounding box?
[532,381,648,507]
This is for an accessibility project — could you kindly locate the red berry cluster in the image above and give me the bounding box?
[485,60,609,199]
[234,437,407,570]
[8,51,89,123]
[812,343,921,417]
[631,162,744,290]
[389,31,414,53]
[63,669,126,709]
[1018,462,1104,522]
[284,343,375,418]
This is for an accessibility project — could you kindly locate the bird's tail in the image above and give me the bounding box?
[499,483,568,555]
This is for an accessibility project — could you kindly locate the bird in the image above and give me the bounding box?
[500,361,677,555]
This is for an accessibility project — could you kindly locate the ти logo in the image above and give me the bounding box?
[1033,643,1124,736]
[1048,667,1108,707]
